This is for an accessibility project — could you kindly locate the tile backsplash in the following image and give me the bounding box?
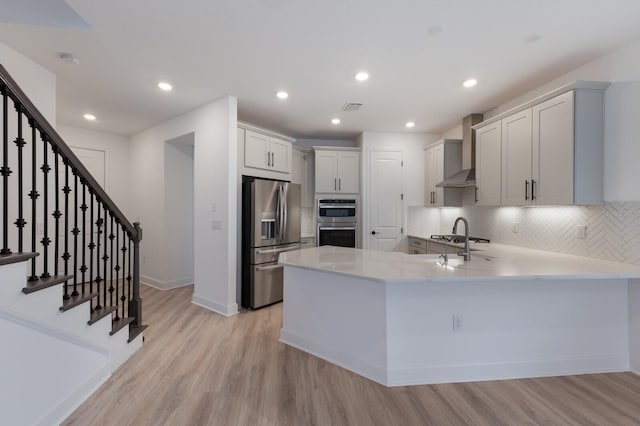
[301,207,315,238]
[410,199,640,265]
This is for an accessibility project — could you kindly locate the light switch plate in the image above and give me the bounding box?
[576,225,587,239]
[211,219,223,230]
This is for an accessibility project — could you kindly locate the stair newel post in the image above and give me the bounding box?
[113,221,120,322]
[81,181,87,295]
[52,147,60,276]
[62,159,70,299]
[89,191,95,310]
[14,102,26,253]
[39,133,50,279]
[109,214,115,308]
[71,171,79,296]
[130,222,143,327]
[28,120,38,281]
[94,200,103,311]
[1,85,12,255]
[120,223,127,321]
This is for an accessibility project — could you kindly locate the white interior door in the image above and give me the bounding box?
[368,151,402,251]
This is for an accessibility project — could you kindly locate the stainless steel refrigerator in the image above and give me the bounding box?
[242,177,301,309]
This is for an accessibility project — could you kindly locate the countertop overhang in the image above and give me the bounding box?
[279,244,640,283]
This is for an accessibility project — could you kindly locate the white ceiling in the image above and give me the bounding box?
[1,0,640,139]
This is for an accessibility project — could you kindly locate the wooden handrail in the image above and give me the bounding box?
[0,64,139,241]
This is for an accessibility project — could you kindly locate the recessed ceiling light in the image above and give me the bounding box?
[83,113,96,121]
[58,52,79,64]
[427,24,447,36]
[463,79,478,88]
[355,71,369,82]
[158,82,173,91]
[331,118,341,125]
[276,91,289,100]
[405,121,415,128]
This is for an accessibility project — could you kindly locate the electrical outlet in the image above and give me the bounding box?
[211,219,223,230]
[511,222,521,233]
[576,225,587,239]
[452,314,463,331]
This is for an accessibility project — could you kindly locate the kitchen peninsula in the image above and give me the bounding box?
[279,245,640,387]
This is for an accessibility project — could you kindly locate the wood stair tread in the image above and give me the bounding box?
[60,292,99,312]
[110,317,135,336]
[22,274,73,294]
[0,252,38,266]
[128,324,148,343]
[88,306,117,325]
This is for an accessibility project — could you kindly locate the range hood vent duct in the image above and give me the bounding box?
[436,113,483,188]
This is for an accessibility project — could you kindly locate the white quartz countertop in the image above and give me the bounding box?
[279,244,640,283]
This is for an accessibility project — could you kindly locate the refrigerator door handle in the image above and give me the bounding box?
[255,244,301,255]
[255,264,283,272]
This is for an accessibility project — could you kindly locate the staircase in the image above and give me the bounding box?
[0,64,146,424]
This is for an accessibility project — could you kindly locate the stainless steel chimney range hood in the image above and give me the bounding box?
[436,114,483,188]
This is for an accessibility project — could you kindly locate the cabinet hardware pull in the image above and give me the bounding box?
[474,186,478,203]
[334,178,337,191]
[271,152,274,167]
[531,179,536,200]
[339,178,341,191]
[267,152,271,167]
[525,180,529,200]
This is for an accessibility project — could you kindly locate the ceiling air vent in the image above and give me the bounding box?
[341,102,363,111]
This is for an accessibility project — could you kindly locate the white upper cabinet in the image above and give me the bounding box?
[314,147,360,194]
[474,81,608,206]
[501,109,533,206]
[243,129,292,174]
[424,139,462,207]
[475,122,502,206]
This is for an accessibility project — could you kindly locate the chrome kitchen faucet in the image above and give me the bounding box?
[452,217,471,261]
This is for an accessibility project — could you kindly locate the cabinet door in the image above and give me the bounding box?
[433,144,445,207]
[336,151,360,193]
[244,130,270,170]
[302,151,315,207]
[269,137,291,173]
[425,147,436,206]
[475,122,502,206]
[532,91,574,205]
[315,151,338,193]
[501,109,533,206]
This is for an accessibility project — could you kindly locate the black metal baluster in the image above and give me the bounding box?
[114,223,120,322]
[71,171,79,296]
[109,214,115,308]
[62,160,70,299]
[94,201,103,311]
[80,181,87,294]
[39,133,50,279]
[89,192,95,311]
[128,237,132,314]
[13,103,26,253]
[28,121,38,280]
[1,85,12,255]
[121,225,127,320]
[103,205,108,308]
[52,148,60,276]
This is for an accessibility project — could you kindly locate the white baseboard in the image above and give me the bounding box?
[386,355,629,387]
[191,294,238,317]
[36,363,111,426]
[140,274,193,291]
[279,329,388,386]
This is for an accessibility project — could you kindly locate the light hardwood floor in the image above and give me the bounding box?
[63,284,640,426]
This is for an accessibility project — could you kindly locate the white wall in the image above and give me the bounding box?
[0,42,56,126]
[57,125,131,217]
[163,135,194,289]
[129,96,238,316]
[360,132,440,250]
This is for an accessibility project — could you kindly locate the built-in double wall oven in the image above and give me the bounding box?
[317,198,359,248]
